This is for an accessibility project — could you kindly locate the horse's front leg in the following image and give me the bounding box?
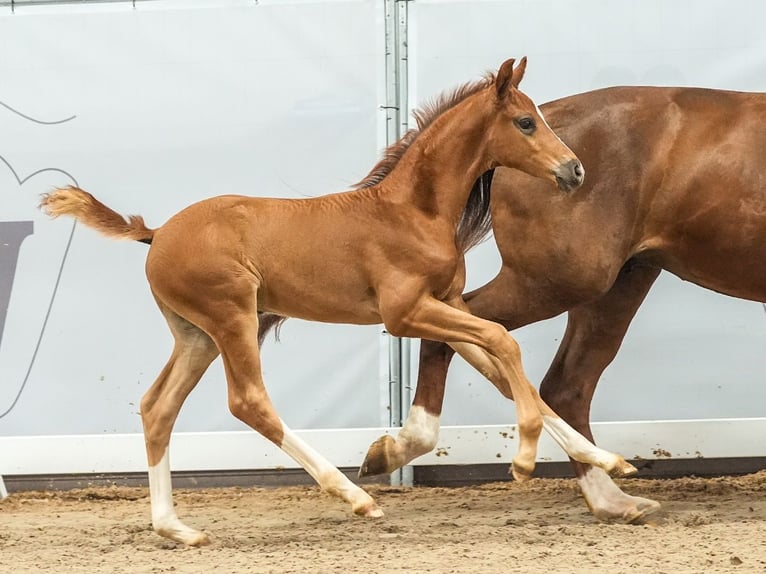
[540,263,661,523]
[360,338,453,477]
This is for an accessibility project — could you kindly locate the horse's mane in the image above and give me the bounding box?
[353,72,497,252]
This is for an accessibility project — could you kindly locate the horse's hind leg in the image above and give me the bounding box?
[208,307,382,519]
[540,263,661,523]
[141,304,220,546]
[360,339,452,477]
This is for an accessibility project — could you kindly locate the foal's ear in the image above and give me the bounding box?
[511,56,527,88]
[495,57,516,98]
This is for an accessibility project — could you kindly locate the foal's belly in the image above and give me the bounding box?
[256,268,384,326]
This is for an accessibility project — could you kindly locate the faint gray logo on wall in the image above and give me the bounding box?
[0,99,78,419]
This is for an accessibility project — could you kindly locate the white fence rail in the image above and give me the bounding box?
[2,419,764,476]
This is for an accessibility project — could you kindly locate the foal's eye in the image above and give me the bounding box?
[515,117,536,134]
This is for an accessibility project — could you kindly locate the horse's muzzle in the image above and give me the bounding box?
[554,159,585,191]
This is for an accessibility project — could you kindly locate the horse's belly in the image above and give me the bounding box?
[662,236,766,303]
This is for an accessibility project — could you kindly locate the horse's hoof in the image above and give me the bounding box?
[359,435,399,477]
[593,496,662,525]
[623,498,663,525]
[608,457,638,478]
[187,531,212,547]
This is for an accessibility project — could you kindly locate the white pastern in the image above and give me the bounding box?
[148,448,208,545]
[542,415,618,468]
[280,422,381,516]
[398,405,440,458]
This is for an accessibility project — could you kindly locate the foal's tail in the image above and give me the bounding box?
[39,186,155,245]
[258,312,288,345]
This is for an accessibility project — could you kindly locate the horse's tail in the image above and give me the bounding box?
[39,186,155,245]
[455,168,495,254]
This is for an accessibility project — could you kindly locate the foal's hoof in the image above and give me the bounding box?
[608,456,638,478]
[353,500,385,518]
[510,460,534,483]
[359,435,400,477]
[156,526,211,547]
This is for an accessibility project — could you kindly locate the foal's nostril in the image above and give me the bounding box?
[554,159,585,191]
[566,159,585,186]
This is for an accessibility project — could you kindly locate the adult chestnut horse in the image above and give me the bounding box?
[360,85,766,523]
[40,59,635,546]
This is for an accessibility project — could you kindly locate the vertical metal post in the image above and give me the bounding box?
[0,475,7,499]
[383,0,412,487]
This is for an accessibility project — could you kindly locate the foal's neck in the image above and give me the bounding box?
[382,92,493,224]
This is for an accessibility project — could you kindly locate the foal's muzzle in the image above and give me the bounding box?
[554,159,585,191]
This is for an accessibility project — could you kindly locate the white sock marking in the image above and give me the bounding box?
[148,448,207,544]
[398,405,440,457]
[280,421,378,513]
[148,448,176,527]
[542,415,618,468]
[578,465,660,520]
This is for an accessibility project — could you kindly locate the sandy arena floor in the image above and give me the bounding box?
[2,472,766,573]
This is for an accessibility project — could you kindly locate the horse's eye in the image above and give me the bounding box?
[515,117,536,134]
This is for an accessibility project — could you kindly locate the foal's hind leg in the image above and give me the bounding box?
[360,339,453,477]
[540,263,661,523]
[141,305,220,546]
[207,308,382,519]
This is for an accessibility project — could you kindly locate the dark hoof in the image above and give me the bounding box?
[359,435,398,478]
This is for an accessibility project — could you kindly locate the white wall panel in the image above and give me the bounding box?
[0,0,386,436]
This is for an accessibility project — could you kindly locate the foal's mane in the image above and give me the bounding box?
[353,72,497,253]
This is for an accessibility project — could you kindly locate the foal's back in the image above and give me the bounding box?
[145,188,455,325]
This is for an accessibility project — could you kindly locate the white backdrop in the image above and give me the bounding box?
[0,0,386,437]
[1,0,765,476]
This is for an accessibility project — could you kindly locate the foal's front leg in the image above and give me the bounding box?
[447,340,636,478]
[377,295,547,480]
[366,296,635,480]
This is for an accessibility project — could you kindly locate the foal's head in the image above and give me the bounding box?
[485,57,584,191]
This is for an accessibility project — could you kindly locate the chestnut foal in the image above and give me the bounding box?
[41,58,633,546]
